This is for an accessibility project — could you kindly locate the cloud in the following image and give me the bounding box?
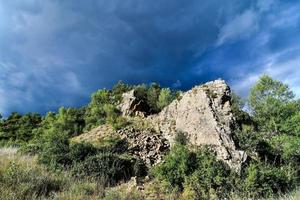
[217,9,259,45]
[0,0,300,116]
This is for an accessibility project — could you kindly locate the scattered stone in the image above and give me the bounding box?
[117,127,169,166]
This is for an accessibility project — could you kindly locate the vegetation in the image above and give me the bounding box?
[1,76,300,199]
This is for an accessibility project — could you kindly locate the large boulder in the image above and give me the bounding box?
[150,79,247,171]
[118,90,150,117]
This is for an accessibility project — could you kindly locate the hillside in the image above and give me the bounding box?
[1,75,300,200]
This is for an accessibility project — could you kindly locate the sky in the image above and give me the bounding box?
[1,0,300,116]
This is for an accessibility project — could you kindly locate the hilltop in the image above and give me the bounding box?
[1,75,300,200]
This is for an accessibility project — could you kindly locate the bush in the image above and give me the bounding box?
[243,163,296,198]
[184,148,233,200]
[72,153,135,185]
[68,142,98,164]
[38,131,71,170]
[152,145,236,199]
[152,144,197,190]
[96,136,128,154]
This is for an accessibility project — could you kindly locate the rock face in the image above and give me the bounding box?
[119,90,149,117]
[150,79,247,171]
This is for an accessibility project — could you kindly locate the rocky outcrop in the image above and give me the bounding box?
[150,79,247,171]
[73,124,169,167]
[78,79,246,171]
[117,127,169,166]
[118,90,149,117]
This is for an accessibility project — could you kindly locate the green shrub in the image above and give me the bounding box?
[96,136,128,154]
[184,148,233,200]
[243,163,296,198]
[38,131,71,170]
[72,153,135,185]
[157,88,175,110]
[152,145,237,199]
[152,144,197,190]
[68,142,97,164]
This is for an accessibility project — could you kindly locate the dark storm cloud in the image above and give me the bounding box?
[1,0,300,116]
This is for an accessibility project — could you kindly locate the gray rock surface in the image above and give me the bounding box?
[119,90,149,117]
[117,127,169,166]
[150,79,247,171]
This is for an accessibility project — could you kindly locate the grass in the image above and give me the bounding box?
[0,147,144,200]
[0,147,299,200]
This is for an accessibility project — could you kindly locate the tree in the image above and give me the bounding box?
[157,88,174,110]
[248,75,295,133]
[147,83,161,113]
[84,89,111,129]
[111,81,132,104]
[57,107,85,137]
[0,112,41,145]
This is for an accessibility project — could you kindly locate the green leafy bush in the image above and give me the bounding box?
[68,142,98,164]
[38,131,71,170]
[184,148,233,200]
[153,145,234,199]
[152,144,197,190]
[72,153,135,185]
[243,163,296,198]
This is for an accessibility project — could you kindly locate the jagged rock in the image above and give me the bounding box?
[149,79,247,171]
[118,90,149,117]
[117,127,169,166]
[74,123,169,167]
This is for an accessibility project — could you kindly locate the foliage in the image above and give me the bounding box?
[282,109,300,136]
[84,89,112,129]
[157,88,176,110]
[111,81,133,104]
[269,134,300,165]
[72,153,135,185]
[0,161,62,199]
[231,92,253,127]
[184,148,233,200]
[38,131,71,170]
[56,107,86,137]
[152,144,197,190]
[153,144,234,199]
[84,87,129,130]
[248,75,295,133]
[243,163,296,198]
[0,112,41,146]
[68,142,98,164]
[1,78,300,199]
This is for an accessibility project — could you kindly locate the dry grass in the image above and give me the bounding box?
[0,147,145,200]
[0,148,299,200]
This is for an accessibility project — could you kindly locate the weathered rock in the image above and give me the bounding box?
[150,79,247,171]
[118,90,149,117]
[117,127,169,166]
[74,123,169,167]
